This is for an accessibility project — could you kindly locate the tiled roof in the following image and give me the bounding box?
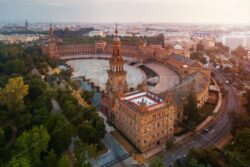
[169,55,194,65]
[58,44,95,49]
[160,71,209,106]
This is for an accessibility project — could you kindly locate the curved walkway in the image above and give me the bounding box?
[60,54,138,63]
[145,63,179,94]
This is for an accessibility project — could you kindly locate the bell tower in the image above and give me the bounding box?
[48,24,58,58]
[106,24,127,105]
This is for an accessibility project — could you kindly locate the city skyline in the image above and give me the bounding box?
[0,0,250,24]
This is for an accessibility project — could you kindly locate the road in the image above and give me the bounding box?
[91,133,129,167]
[148,70,240,166]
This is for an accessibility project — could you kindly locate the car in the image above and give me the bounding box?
[203,128,209,133]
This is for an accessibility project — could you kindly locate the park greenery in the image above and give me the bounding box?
[231,46,248,59]
[0,42,106,167]
[179,93,250,167]
[150,158,163,167]
[182,93,214,131]
[190,42,230,66]
[56,28,165,47]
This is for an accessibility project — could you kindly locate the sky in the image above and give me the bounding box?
[0,0,249,24]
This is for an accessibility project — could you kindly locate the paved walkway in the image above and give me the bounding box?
[67,59,145,90]
[91,133,129,167]
[145,63,179,94]
[60,54,138,63]
[51,99,62,113]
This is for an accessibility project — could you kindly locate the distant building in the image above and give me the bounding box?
[222,33,250,50]
[192,31,212,38]
[42,24,190,59]
[201,38,215,50]
[0,34,40,43]
[88,30,105,37]
[25,19,29,31]
[0,20,28,32]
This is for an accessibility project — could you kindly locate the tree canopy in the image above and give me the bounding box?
[226,128,250,167]
[232,46,248,59]
[14,126,50,166]
[183,93,200,130]
[0,76,28,113]
[150,158,163,167]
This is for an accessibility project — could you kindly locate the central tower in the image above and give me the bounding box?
[106,24,127,105]
[48,24,58,58]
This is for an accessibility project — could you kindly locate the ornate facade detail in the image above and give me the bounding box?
[41,25,190,60]
[48,24,59,58]
[106,25,127,106]
[41,25,211,154]
[101,26,176,153]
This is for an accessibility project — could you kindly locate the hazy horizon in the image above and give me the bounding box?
[0,0,250,24]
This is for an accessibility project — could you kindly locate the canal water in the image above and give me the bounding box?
[80,80,102,109]
[79,78,155,110]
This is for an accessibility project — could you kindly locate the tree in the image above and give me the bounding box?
[81,90,94,101]
[25,75,46,100]
[150,158,163,167]
[42,149,57,167]
[15,112,32,130]
[4,59,25,75]
[183,93,200,130]
[226,128,250,167]
[244,90,250,113]
[184,158,210,167]
[74,141,91,167]
[91,112,106,140]
[78,121,98,144]
[190,51,203,60]
[8,156,31,167]
[45,114,73,154]
[87,144,99,158]
[229,112,250,135]
[186,147,220,167]
[0,128,5,147]
[57,155,71,167]
[200,57,207,64]
[15,126,50,166]
[58,69,73,82]
[232,46,248,59]
[215,42,229,54]
[165,137,175,150]
[0,77,29,113]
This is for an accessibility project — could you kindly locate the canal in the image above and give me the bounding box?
[80,79,102,110]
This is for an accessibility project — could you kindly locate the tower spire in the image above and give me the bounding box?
[49,24,53,37]
[105,22,127,101]
[115,23,118,34]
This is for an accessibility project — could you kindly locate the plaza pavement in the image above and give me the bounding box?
[91,133,129,167]
[67,59,145,90]
[145,63,179,94]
